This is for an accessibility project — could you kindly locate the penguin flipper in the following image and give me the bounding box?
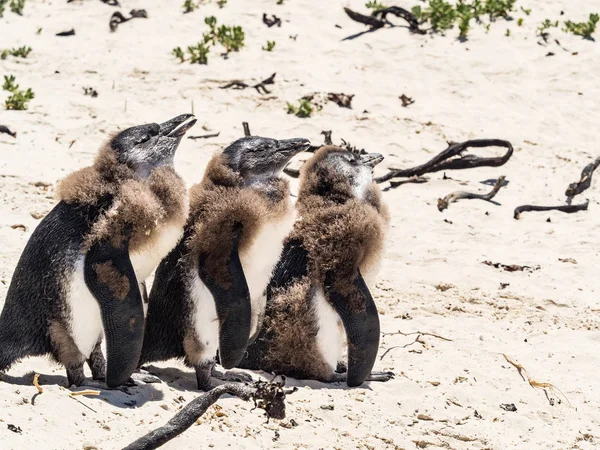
[324,269,380,388]
[199,225,251,369]
[84,236,144,388]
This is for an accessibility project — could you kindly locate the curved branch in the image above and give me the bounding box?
[373,6,426,34]
[124,380,295,450]
[513,200,589,220]
[375,139,513,184]
[437,176,506,211]
[565,157,600,204]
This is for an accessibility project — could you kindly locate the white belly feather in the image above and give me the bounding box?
[313,287,345,371]
[240,209,296,339]
[188,271,219,364]
[66,222,184,359]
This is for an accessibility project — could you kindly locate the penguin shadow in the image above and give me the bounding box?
[140,365,208,392]
[1,371,164,408]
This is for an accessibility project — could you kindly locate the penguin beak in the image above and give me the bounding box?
[276,138,311,157]
[360,153,384,168]
[159,114,197,138]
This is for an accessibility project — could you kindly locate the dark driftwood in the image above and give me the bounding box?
[123,381,295,450]
[513,200,589,220]
[221,73,276,95]
[0,125,16,138]
[56,29,75,36]
[110,9,147,32]
[344,6,424,34]
[243,122,251,137]
[375,139,514,184]
[188,132,220,140]
[565,157,600,204]
[400,94,414,107]
[438,176,506,211]
[263,14,282,28]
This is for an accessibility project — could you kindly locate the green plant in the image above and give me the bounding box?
[36,27,42,34]
[10,0,24,15]
[517,17,523,26]
[172,46,185,62]
[183,0,198,13]
[277,0,284,4]
[365,1,386,12]
[217,0,226,7]
[286,99,316,118]
[216,24,245,52]
[564,13,599,39]
[505,28,510,36]
[262,40,276,51]
[483,0,516,20]
[520,6,531,16]
[3,75,34,110]
[537,19,558,36]
[416,0,457,31]
[187,42,210,64]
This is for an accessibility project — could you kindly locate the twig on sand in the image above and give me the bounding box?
[33,374,43,394]
[344,6,425,34]
[242,122,251,137]
[263,14,282,28]
[188,132,220,140]
[388,176,428,188]
[56,29,75,37]
[123,380,296,450]
[437,175,506,212]
[0,125,17,138]
[376,139,514,186]
[380,330,452,360]
[513,200,589,220]
[110,10,148,32]
[221,73,277,95]
[565,157,600,204]
[503,354,571,407]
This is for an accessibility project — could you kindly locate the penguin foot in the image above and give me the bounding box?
[130,369,162,385]
[212,368,254,384]
[365,371,395,382]
[335,361,348,374]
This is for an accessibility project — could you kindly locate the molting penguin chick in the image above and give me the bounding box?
[0,114,196,388]
[238,146,392,387]
[140,136,310,390]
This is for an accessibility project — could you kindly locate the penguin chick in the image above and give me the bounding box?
[0,114,196,388]
[238,146,392,387]
[140,136,310,390]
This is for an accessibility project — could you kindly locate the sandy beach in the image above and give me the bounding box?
[1,0,599,448]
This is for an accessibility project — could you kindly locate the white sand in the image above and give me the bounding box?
[1,0,599,448]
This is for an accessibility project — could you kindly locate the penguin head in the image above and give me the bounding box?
[301,146,384,201]
[223,136,310,180]
[110,114,197,178]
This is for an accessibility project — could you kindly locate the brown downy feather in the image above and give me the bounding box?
[261,146,390,377]
[56,143,188,253]
[185,154,291,288]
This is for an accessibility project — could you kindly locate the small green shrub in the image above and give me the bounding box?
[286,99,317,118]
[564,13,599,39]
[520,6,531,16]
[183,0,197,13]
[3,75,35,110]
[365,1,386,12]
[505,28,510,36]
[483,0,516,20]
[537,19,558,36]
[188,42,210,64]
[216,24,245,52]
[262,40,276,51]
[172,46,186,62]
[10,0,25,15]
[517,17,523,26]
[0,45,32,59]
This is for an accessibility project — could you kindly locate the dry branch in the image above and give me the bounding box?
[375,139,514,185]
[565,157,599,204]
[344,6,425,34]
[437,176,506,212]
[32,373,43,394]
[221,73,276,95]
[242,122,251,137]
[503,354,571,407]
[263,14,282,28]
[0,125,16,138]
[110,9,147,32]
[188,132,220,140]
[124,380,295,450]
[380,330,452,360]
[513,200,589,220]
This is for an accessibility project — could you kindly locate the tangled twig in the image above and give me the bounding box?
[380,331,452,360]
[221,73,277,95]
[123,380,296,450]
[503,354,571,407]
[110,9,148,32]
[344,6,425,34]
[437,176,506,212]
[376,139,513,185]
[565,157,599,204]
